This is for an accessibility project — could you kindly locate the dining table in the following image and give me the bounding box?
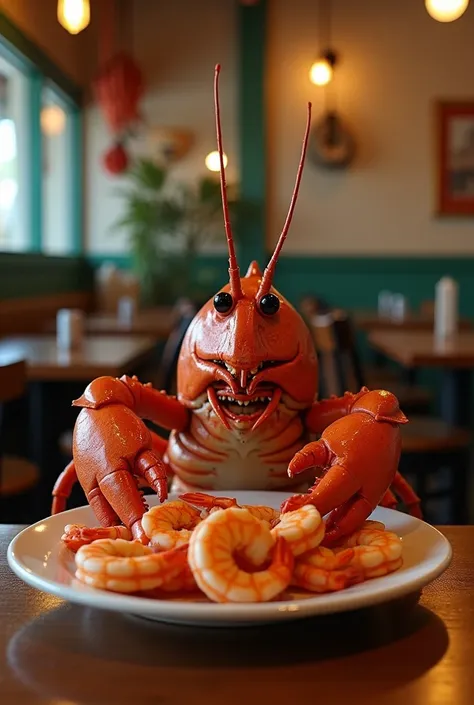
[0,335,159,516]
[353,310,472,333]
[368,330,474,427]
[44,306,177,339]
[1,523,473,704]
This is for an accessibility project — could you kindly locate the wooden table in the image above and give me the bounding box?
[1,524,473,705]
[368,330,474,426]
[354,310,472,332]
[0,335,159,381]
[0,336,158,515]
[44,306,177,339]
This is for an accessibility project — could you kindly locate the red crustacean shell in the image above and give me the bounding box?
[94,52,144,135]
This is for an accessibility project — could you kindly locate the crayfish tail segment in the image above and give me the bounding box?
[179,492,238,509]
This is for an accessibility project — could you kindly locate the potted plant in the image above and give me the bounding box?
[113,158,250,306]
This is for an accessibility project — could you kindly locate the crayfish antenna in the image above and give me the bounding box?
[257,102,312,300]
[214,64,242,300]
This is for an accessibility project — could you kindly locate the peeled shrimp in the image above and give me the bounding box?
[292,545,364,593]
[75,538,186,593]
[271,504,324,556]
[292,523,402,593]
[142,500,202,551]
[180,492,280,525]
[62,524,132,552]
[141,545,198,594]
[188,507,294,603]
[340,526,403,579]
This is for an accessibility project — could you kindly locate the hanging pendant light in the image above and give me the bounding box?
[309,50,337,87]
[309,0,338,86]
[57,0,90,35]
[425,0,469,22]
[205,150,228,172]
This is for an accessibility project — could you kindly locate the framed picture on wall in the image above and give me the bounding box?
[436,101,474,216]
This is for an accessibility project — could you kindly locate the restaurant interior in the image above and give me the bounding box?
[2,1,474,703]
[1,0,474,528]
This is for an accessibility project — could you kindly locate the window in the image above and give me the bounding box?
[0,55,29,251]
[0,14,82,255]
[41,86,74,254]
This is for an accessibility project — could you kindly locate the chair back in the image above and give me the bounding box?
[160,300,199,393]
[0,359,27,404]
[309,310,366,398]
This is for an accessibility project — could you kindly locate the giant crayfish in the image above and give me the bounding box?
[51,65,420,546]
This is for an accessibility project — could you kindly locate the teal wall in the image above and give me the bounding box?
[0,254,93,299]
[86,252,474,315]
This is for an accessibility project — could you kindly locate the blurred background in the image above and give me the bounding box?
[1,0,474,528]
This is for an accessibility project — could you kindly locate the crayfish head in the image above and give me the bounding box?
[176,264,318,429]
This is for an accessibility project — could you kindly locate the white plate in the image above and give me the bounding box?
[7,491,452,627]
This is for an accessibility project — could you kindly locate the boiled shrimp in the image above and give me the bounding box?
[140,545,198,594]
[62,524,132,552]
[292,545,364,593]
[75,538,186,593]
[142,499,202,551]
[339,526,403,579]
[271,504,325,556]
[188,507,294,603]
[180,492,280,525]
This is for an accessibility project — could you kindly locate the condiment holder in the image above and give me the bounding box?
[56,309,85,350]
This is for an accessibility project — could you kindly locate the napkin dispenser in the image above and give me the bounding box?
[434,276,458,340]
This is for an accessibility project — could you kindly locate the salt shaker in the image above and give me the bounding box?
[390,294,407,323]
[378,291,393,319]
[56,309,84,350]
[434,276,458,340]
[117,296,136,326]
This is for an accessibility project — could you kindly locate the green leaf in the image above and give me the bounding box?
[129,159,167,190]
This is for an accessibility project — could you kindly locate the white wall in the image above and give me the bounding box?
[267,0,474,255]
[85,0,239,255]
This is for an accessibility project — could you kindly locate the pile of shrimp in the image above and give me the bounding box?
[65,493,403,603]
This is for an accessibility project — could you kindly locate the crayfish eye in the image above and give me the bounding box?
[259,293,280,316]
[213,292,233,314]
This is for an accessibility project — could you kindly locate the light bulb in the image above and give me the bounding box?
[425,0,469,22]
[57,0,90,35]
[205,150,228,172]
[309,59,333,86]
[41,105,66,136]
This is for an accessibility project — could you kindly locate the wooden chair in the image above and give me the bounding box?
[316,309,432,412]
[309,311,472,524]
[0,359,40,522]
[158,299,199,394]
[298,295,332,327]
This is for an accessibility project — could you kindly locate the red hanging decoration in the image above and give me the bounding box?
[94,0,144,176]
[93,52,144,136]
[102,142,129,175]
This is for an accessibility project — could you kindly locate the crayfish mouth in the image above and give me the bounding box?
[207,385,282,431]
